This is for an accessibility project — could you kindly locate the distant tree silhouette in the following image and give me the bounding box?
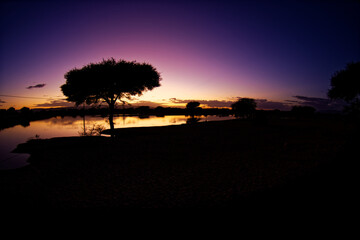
[137,106,151,117]
[186,101,200,118]
[154,106,165,117]
[7,107,16,115]
[231,98,256,119]
[328,62,360,116]
[61,58,161,137]
[186,101,200,109]
[20,107,31,115]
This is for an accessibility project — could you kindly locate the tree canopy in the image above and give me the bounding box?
[61,58,161,136]
[328,62,360,103]
[61,58,161,107]
[231,98,257,118]
[186,101,200,109]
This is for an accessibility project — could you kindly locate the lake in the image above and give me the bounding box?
[0,114,234,169]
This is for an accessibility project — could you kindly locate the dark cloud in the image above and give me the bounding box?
[291,95,346,112]
[33,97,345,112]
[35,100,165,109]
[255,99,292,111]
[128,97,345,111]
[0,99,6,103]
[169,97,292,110]
[128,101,165,108]
[27,83,46,89]
[33,99,75,108]
[169,98,233,108]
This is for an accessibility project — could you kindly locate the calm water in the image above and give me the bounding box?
[0,115,234,169]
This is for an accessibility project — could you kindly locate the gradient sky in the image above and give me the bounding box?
[0,0,359,110]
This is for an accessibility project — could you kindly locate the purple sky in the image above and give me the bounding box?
[0,0,359,110]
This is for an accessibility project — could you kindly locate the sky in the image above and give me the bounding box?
[0,0,359,111]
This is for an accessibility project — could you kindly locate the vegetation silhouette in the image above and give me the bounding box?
[154,106,165,117]
[186,101,200,109]
[231,98,257,119]
[137,106,151,118]
[61,58,161,137]
[328,61,360,118]
[186,101,201,124]
[3,61,360,208]
[79,123,106,137]
[20,107,31,115]
[186,101,201,115]
[0,105,233,131]
[186,117,201,124]
[7,107,16,115]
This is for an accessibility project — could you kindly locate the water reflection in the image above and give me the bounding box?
[0,115,234,169]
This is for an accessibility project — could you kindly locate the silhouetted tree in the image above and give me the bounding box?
[20,107,31,115]
[328,62,360,116]
[61,58,161,137]
[7,107,16,115]
[137,106,151,117]
[231,98,257,119]
[154,106,165,117]
[186,101,200,109]
[186,101,200,118]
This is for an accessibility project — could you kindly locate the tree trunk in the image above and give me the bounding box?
[109,102,115,138]
[83,103,86,136]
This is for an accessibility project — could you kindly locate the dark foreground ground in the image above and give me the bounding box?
[0,118,358,209]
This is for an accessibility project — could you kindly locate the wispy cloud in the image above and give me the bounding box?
[169,97,292,110]
[33,99,75,108]
[0,99,6,103]
[32,96,346,112]
[169,98,234,108]
[26,83,46,89]
[290,95,346,112]
[256,99,292,111]
[128,101,166,108]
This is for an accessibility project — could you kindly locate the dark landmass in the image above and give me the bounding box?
[0,117,358,209]
[0,106,233,130]
[0,104,341,131]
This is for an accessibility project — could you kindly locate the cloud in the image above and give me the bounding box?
[32,96,345,112]
[255,99,292,111]
[0,99,6,103]
[27,83,46,89]
[290,95,346,112]
[169,98,234,108]
[35,100,165,109]
[33,99,75,108]
[169,97,292,110]
[127,101,165,108]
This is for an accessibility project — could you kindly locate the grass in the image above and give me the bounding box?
[0,117,358,209]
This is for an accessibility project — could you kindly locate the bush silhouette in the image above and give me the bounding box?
[186,101,200,109]
[186,101,201,118]
[231,98,256,119]
[7,107,16,115]
[328,62,360,102]
[20,107,31,115]
[328,62,360,117]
